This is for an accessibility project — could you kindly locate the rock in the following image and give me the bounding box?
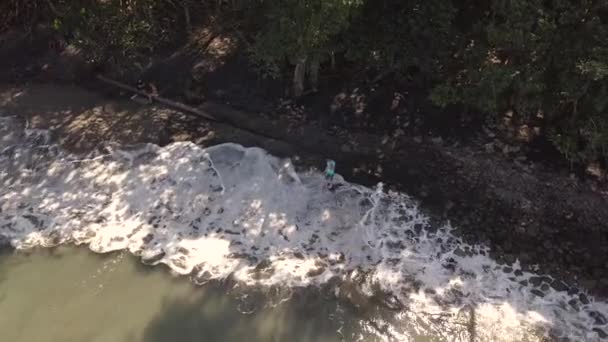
[307,264,327,277]
[550,279,569,292]
[177,247,190,255]
[590,311,608,325]
[453,248,467,257]
[504,253,516,265]
[529,276,543,287]
[531,289,545,297]
[381,295,404,311]
[579,293,590,305]
[524,226,538,236]
[431,136,443,145]
[194,270,213,285]
[568,287,579,295]
[484,142,495,153]
[142,251,166,264]
[483,127,496,138]
[413,223,424,235]
[594,328,608,339]
[541,283,550,292]
[568,299,579,310]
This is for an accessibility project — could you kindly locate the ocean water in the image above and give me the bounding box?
[0,115,606,341]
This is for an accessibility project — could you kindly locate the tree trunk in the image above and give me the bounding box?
[308,57,320,92]
[293,57,307,97]
[183,4,191,33]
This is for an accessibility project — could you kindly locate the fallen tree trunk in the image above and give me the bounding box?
[96,74,217,122]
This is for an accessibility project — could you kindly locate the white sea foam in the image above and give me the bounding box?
[0,115,606,341]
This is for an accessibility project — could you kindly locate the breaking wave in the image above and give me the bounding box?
[0,115,606,341]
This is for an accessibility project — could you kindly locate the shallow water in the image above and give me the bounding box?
[0,246,406,342]
[1,114,607,341]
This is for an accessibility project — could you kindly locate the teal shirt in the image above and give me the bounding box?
[325,160,336,177]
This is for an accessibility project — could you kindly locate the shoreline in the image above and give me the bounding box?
[1,81,607,301]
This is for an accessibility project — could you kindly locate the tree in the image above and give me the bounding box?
[250,0,362,97]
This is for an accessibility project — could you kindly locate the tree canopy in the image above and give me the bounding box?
[2,0,607,165]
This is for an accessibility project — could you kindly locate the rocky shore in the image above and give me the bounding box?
[1,82,607,305]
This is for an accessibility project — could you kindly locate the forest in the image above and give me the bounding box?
[2,0,608,168]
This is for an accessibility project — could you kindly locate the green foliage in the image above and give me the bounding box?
[343,0,457,80]
[249,0,362,78]
[2,0,608,164]
[47,0,181,72]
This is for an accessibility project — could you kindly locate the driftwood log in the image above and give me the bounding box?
[96,74,217,122]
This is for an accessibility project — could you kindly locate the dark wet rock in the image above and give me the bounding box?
[380,294,404,311]
[142,233,154,244]
[171,257,187,269]
[531,289,545,297]
[386,258,401,265]
[503,267,513,273]
[48,230,62,245]
[503,253,516,265]
[306,264,326,277]
[254,259,272,270]
[23,214,41,228]
[250,260,275,280]
[227,252,257,264]
[579,293,590,305]
[514,269,524,276]
[568,299,579,310]
[142,251,166,264]
[590,311,608,325]
[193,270,212,285]
[177,247,190,255]
[529,276,543,287]
[541,283,550,292]
[519,280,529,286]
[453,247,467,257]
[550,279,569,292]
[385,240,404,250]
[224,229,240,235]
[293,252,304,259]
[593,328,608,339]
[413,223,423,234]
[567,287,579,296]
[443,258,457,272]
